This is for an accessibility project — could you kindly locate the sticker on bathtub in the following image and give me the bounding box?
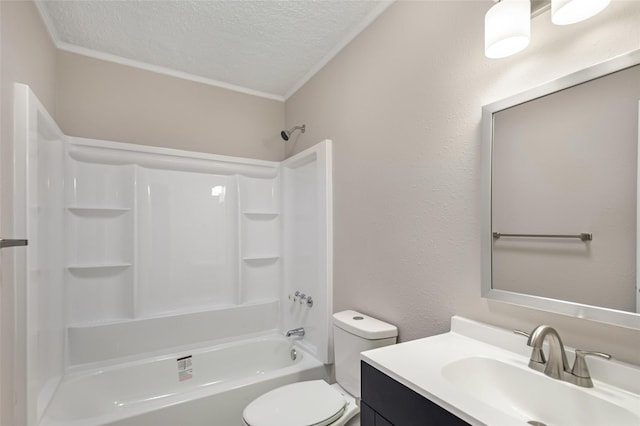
[177,355,193,382]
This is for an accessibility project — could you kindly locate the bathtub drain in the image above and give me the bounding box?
[290,349,297,361]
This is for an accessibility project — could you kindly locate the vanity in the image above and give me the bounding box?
[360,316,640,426]
[360,361,469,426]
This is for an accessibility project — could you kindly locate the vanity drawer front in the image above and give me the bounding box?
[361,361,470,426]
[360,401,376,425]
[361,401,393,426]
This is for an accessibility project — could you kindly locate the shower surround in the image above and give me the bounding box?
[13,84,333,425]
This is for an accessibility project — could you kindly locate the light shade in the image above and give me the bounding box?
[485,0,531,59]
[552,0,611,25]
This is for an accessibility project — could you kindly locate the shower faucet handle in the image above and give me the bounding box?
[288,291,313,307]
[299,295,313,307]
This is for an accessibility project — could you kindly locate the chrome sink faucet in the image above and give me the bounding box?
[516,325,611,388]
[286,327,305,337]
[526,325,571,379]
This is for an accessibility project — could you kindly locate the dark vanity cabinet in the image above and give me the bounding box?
[360,362,470,426]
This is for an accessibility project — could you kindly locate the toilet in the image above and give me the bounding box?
[242,310,398,426]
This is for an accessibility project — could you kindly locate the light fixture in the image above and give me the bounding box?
[551,0,611,25]
[485,0,612,58]
[485,0,531,59]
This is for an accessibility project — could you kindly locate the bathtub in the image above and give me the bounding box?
[40,334,328,426]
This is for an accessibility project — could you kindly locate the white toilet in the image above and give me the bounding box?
[242,310,397,426]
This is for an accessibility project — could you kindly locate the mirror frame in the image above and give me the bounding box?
[481,48,640,330]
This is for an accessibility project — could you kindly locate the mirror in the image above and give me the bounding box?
[481,49,640,329]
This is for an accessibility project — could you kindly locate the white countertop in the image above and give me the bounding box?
[360,316,640,426]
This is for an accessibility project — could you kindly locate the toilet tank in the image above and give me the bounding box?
[332,310,397,398]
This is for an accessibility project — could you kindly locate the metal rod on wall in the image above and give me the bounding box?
[492,232,592,242]
[0,238,28,248]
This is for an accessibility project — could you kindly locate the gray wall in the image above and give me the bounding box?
[285,0,640,363]
[56,51,286,161]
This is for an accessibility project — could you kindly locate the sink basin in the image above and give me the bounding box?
[442,357,640,426]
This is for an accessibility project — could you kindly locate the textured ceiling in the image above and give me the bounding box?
[36,0,392,100]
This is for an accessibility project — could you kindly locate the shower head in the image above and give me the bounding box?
[280,124,306,141]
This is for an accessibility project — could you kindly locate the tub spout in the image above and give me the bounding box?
[286,327,305,337]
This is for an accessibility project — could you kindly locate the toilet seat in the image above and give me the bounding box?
[243,380,346,426]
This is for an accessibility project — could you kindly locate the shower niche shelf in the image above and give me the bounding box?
[238,176,281,305]
[65,158,136,324]
[242,211,279,217]
[241,258,281,303]
[66,213,133,264]
[67,263,133,272]
[68,207,131,216]
[67,263,134,323]
[239,176,279,213]
[242,255,280,261]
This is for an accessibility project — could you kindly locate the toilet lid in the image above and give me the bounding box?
[243,380,346,426]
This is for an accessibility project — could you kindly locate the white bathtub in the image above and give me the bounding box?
[40,334,328,426]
